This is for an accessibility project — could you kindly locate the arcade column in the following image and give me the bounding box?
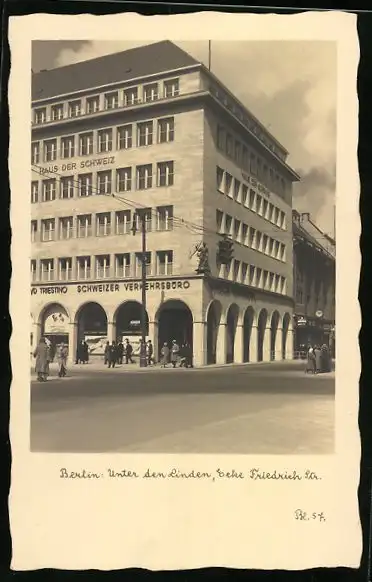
[275,327,283,361]
[68,322,78,364]
[193,321,206,367]
[148,321,158,359]
[263,325,272,362]
[249,325,258,363]
[107,321,116,343]
[234,324,244,364]
[285,329,294,360]
[216,322,227,364]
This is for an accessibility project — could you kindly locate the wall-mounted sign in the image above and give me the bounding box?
[43,309,69,334]
[31,279,193,296]
[315,310,324,318]
[296,316,307,327]
[37,156,116,176]
[241,172,271,198]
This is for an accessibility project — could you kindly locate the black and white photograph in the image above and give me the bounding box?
[29,38,336,455]
[9,10,360,571]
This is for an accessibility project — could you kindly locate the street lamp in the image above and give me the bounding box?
[131,210,148,367]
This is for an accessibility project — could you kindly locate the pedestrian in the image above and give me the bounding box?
[104,341,110,365]
[124,338,134,364]
[147,340,154,365]
[170,339,180,368]
[108,341,117,368]
[117,341,124,365]
[57,342,68,377]
[160,342,170,367]
[314,345,322,374]
[83,341,89,364]
[33,337,50,382]
[305,345,316,374]
[179,343,186,367]
[75,340,84,364]
[320,344,331,373]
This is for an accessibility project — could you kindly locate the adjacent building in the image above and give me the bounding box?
[30,40,300,366]
[292,210,335,357]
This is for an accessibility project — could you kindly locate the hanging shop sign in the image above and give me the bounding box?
[43,309,69,334]
[296,316,307,327]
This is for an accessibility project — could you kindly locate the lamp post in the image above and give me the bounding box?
[131,210,148,367]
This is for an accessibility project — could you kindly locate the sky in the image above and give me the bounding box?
[32,40,337,236]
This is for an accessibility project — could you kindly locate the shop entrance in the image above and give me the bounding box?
[41,303,70,357]
[115,301,149,340]
[157,300,193,357]
[76,302,107,358]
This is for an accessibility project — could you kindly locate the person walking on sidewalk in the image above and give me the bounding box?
[147,340,154,365]
[171,339,180,368]
[305,345,316,374]
[160,342,170,367]
[108,341,117,368]
[124,338,134,364]
[33,337,50,382]
[57,342,68,377]
[104,341,110,365]
[117,341,124,365]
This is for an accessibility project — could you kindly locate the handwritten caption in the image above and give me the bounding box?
[59,467,322,482]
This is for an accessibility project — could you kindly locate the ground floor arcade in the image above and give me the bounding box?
[31,277,294,367]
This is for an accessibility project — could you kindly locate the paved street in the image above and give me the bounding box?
[30,361,335,454]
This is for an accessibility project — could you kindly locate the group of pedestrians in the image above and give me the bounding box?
[76,340,89,364]
[33,337,68,381]
[306,343,332,374]
[104,338,141,368]
[160,340,193,368]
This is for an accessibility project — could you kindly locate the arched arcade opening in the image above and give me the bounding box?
[206,300,222,365]
[75,302,107,358]
[243,306,255,363]
[257,308,268,362]
[270,310,280,361]
[39,303,70,351]
[226,304,239,364]
[156,300,193,357]
[115,301,149,340]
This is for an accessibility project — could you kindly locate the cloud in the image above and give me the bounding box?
[54,40,336,234]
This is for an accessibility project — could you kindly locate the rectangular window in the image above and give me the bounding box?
[77,214,92,238]
[78,173,93,197]
[86,96,100,114]
[79,132,94,156]
[242,185,248,207]
[58,258,72,281]
[242,146,248,169]
[217,126,225,150]
[124,87,138,106]
[42,179,56,202]
[95,255,111,279]
[59,216,74,240]
[225,214,232,236]
[256,268,263,288]
[263,199,269,219]
[256,231,262,252]
[31,142,40,164]
[143,83,158,102]
[137,121,153,147]
[51,104,64,121]
[34,108,46,124]
[31,181,39,204]
[44,139,57,162]
[249,227,256,249]
[225,173,233,197]
[234,179,241,201]
[136,164,152,190]
[216,210,223,233]
[135,209,152,233]
[158,117,174,143]
[235,141,241,164]
[115,210,131,235]
[256,195,263,215]
[97,129,113,153]
[31,221,38,242]
[40,259,54,282]
[164,79,179,98]
[250,153,257,175]
[97,171,112,195]
[115,253,131,278]
[117,125,132,149]
[116,167,132,192]
[242,223,248,246]
[157,251,173,276]
[96,212,111,236]
[249,265,256,286]
[233,219,241,241]
[156,206,173,231]
[232,260,240,282]
[226,134,233,157]
[217,167,224,193]
[157,161,174,187]
[135,252,151,277]
[241,263,248,284]
[61,136,75,159]
[31,260,37,282]
[41,219,55,242]
[76,256,91,280]
[262,234,268,254]
[68,100,81,117]
[60,176,74,199]
[104,92,119,110]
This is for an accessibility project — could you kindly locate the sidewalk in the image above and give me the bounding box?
[30,358,335,380]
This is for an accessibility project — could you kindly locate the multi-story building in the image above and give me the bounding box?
[292,210,335,357]
[30,40,300,366]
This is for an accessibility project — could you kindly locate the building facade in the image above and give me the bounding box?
[292,210,335,357]
[30,41,300,366]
